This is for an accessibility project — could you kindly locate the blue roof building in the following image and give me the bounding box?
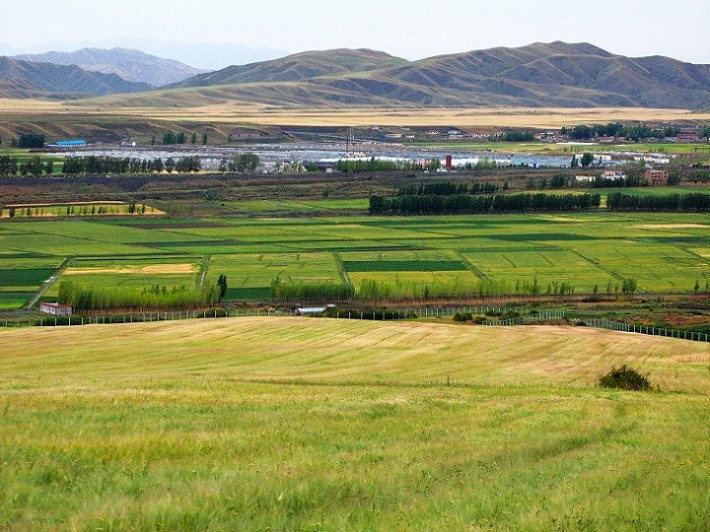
[56,140,87,147]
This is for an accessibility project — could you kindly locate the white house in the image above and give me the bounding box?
[296,307,327,316]
[602,170,626,180]
[39,302,72,316]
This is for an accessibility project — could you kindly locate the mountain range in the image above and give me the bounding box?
[2,42,710,109]
[0,56,150,99]
[12,48,209,87]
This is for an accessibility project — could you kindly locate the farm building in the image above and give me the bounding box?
[55,140,87,147]
[295,307,327,316]
[645,169,669,186]
[39,302,72,316]
[602,170,626,180]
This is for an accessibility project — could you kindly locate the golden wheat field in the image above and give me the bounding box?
[2,98,710,127]
[2,317,709,393]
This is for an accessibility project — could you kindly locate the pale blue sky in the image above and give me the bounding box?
[1,0,708,68]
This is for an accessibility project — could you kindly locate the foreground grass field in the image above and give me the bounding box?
[1,318,709,529]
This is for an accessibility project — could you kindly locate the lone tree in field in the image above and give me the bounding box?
[217,274,228,302]
[621,278,637,299]
[580,152,595,168]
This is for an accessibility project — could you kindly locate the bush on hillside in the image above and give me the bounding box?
[599,365,651,391]
[453,312,473,322]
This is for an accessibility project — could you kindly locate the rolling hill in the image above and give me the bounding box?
[0,56,151,98]
[13,47,209,87]
[4,42,710,109]
[2,317,708,529]
[171,48,407,87]
[143,42,710,110]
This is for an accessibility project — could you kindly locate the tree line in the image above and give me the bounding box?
[61,156,202,176]
[159,131,209,145]
[560,123,710,142]
[8,133,46,148]
[370,192,602,215]
[270,277,355,304]
[268,275,582,305]
[607,192,710,211]
[335,157,441,173]
[561,123,684,141]
[491,130,536,142]
[57,279,219,312]
[0,155,54,177]
[397,181,499,196]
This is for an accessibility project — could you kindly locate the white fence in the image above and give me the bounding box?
[581,319,709,343]
[2,307,707,343]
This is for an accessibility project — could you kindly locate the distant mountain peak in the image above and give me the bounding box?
[12,47,209,87]
[0,55,150,98]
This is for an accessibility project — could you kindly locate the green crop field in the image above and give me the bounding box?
[1,318,708,529]
[222,198,369,214]
[1,211,709,309]
[205,252,343,300]
[42,256,203,300]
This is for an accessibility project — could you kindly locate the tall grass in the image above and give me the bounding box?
[1,319,709,528]
[57,279,215,311]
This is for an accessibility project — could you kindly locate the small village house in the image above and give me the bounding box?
[39,302,72,316]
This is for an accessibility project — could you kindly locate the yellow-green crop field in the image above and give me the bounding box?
[0,317,708,529]
[1,211,709,308]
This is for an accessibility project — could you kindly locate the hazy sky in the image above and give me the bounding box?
[1,0,708,68]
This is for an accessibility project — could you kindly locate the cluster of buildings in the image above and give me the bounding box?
[575,169,670,185]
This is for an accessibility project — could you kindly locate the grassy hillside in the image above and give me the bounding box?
[0,56,151,99]
[80,42,710,110]
[2,318,709,391]
[1,318,708,529]
[13,47,209,87]
[172,48,406,88]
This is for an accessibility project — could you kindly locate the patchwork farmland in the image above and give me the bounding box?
[1,212,709,309]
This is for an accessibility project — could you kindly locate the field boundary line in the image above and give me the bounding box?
[681,247,710,268]
[198,255,211,288]
[332,251,353,288]
[25,256,73,309]
[569,248,624,282]
[456,251,488,281]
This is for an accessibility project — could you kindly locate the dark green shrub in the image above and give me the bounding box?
[599,365,651,391]
[501,310,520,320]
[453,312,473,322]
